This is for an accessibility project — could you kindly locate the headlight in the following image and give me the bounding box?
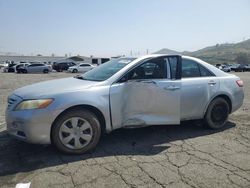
[15,99,53,110]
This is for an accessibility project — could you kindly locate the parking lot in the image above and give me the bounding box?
[0,72,249,188]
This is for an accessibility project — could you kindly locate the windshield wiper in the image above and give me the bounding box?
[74,75,102,81]
[74,75,86,80]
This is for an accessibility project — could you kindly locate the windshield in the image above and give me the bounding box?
[79,58,135,81]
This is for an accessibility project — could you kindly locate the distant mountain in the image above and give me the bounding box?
[0,51,21,56]
[153,48,180,55]
[154,39,250,64]
[188,39,250,64]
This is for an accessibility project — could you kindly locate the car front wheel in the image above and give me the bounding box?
[51,109,101,154]
[204,98,229,129]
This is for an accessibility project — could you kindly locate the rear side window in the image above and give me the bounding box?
[31,64,44,67]
[199,65,214,77]
[67,62,75,66]
[182,59,200,78]
[182,59,214,78]
[29,64,40,67]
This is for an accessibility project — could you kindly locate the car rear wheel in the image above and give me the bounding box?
[204,98,229,129]
[51,109,101,154]
[22,69,28,73]
[72,69,78,73]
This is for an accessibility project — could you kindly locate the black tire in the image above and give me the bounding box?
[51,109,101,154]
[204,98,229,129]
[43,69,49,73]
[22,69,28,73]
[72,69,78,73]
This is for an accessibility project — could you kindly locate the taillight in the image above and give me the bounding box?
[236,80,243,87]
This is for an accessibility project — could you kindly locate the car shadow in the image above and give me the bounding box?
[0,121,235,177]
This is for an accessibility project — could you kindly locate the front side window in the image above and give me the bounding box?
[127,57,167,80]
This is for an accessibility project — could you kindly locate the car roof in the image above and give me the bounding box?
[131,54,228,77]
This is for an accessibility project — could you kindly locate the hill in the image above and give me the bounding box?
[153,48,180,55]
[155,39,250,65]
[188,39,250,64]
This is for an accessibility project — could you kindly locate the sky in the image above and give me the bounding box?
[0,0,250,57]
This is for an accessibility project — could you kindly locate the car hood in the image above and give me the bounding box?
[13,77,96,99]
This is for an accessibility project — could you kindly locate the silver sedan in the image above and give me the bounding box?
[6,55,244,154]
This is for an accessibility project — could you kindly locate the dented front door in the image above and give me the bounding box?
[110,80,181,129]
[109,56,181,129]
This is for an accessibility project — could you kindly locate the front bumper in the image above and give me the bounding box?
[67,68,74,72]
[6,98,63,144]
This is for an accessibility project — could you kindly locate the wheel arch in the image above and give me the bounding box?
[50,104,106,139]
[204,94,232,116]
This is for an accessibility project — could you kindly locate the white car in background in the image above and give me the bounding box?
[68,63,96,73]
[0,62,8,69]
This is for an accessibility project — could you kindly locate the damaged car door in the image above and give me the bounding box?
[110,56,181,129]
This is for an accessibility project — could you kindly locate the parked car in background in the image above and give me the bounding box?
[18,63,52,73]
[0,62,8,69]
[3,63,18,72]
[215,64,222,69]
[229,64,238,71]
[215,64,230,72]
[233,64,246,72]
[6,55,244,154]
[16,63,30,73]
[68,63,96,73]
[52,62,76,72]
[244,64,250,71]
[221,65,231,72]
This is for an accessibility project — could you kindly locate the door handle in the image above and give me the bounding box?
[208,80,216,85]
[164,85,180,90]
[135,80,157,84]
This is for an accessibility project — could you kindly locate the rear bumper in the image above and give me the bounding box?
[231,89,244,113]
